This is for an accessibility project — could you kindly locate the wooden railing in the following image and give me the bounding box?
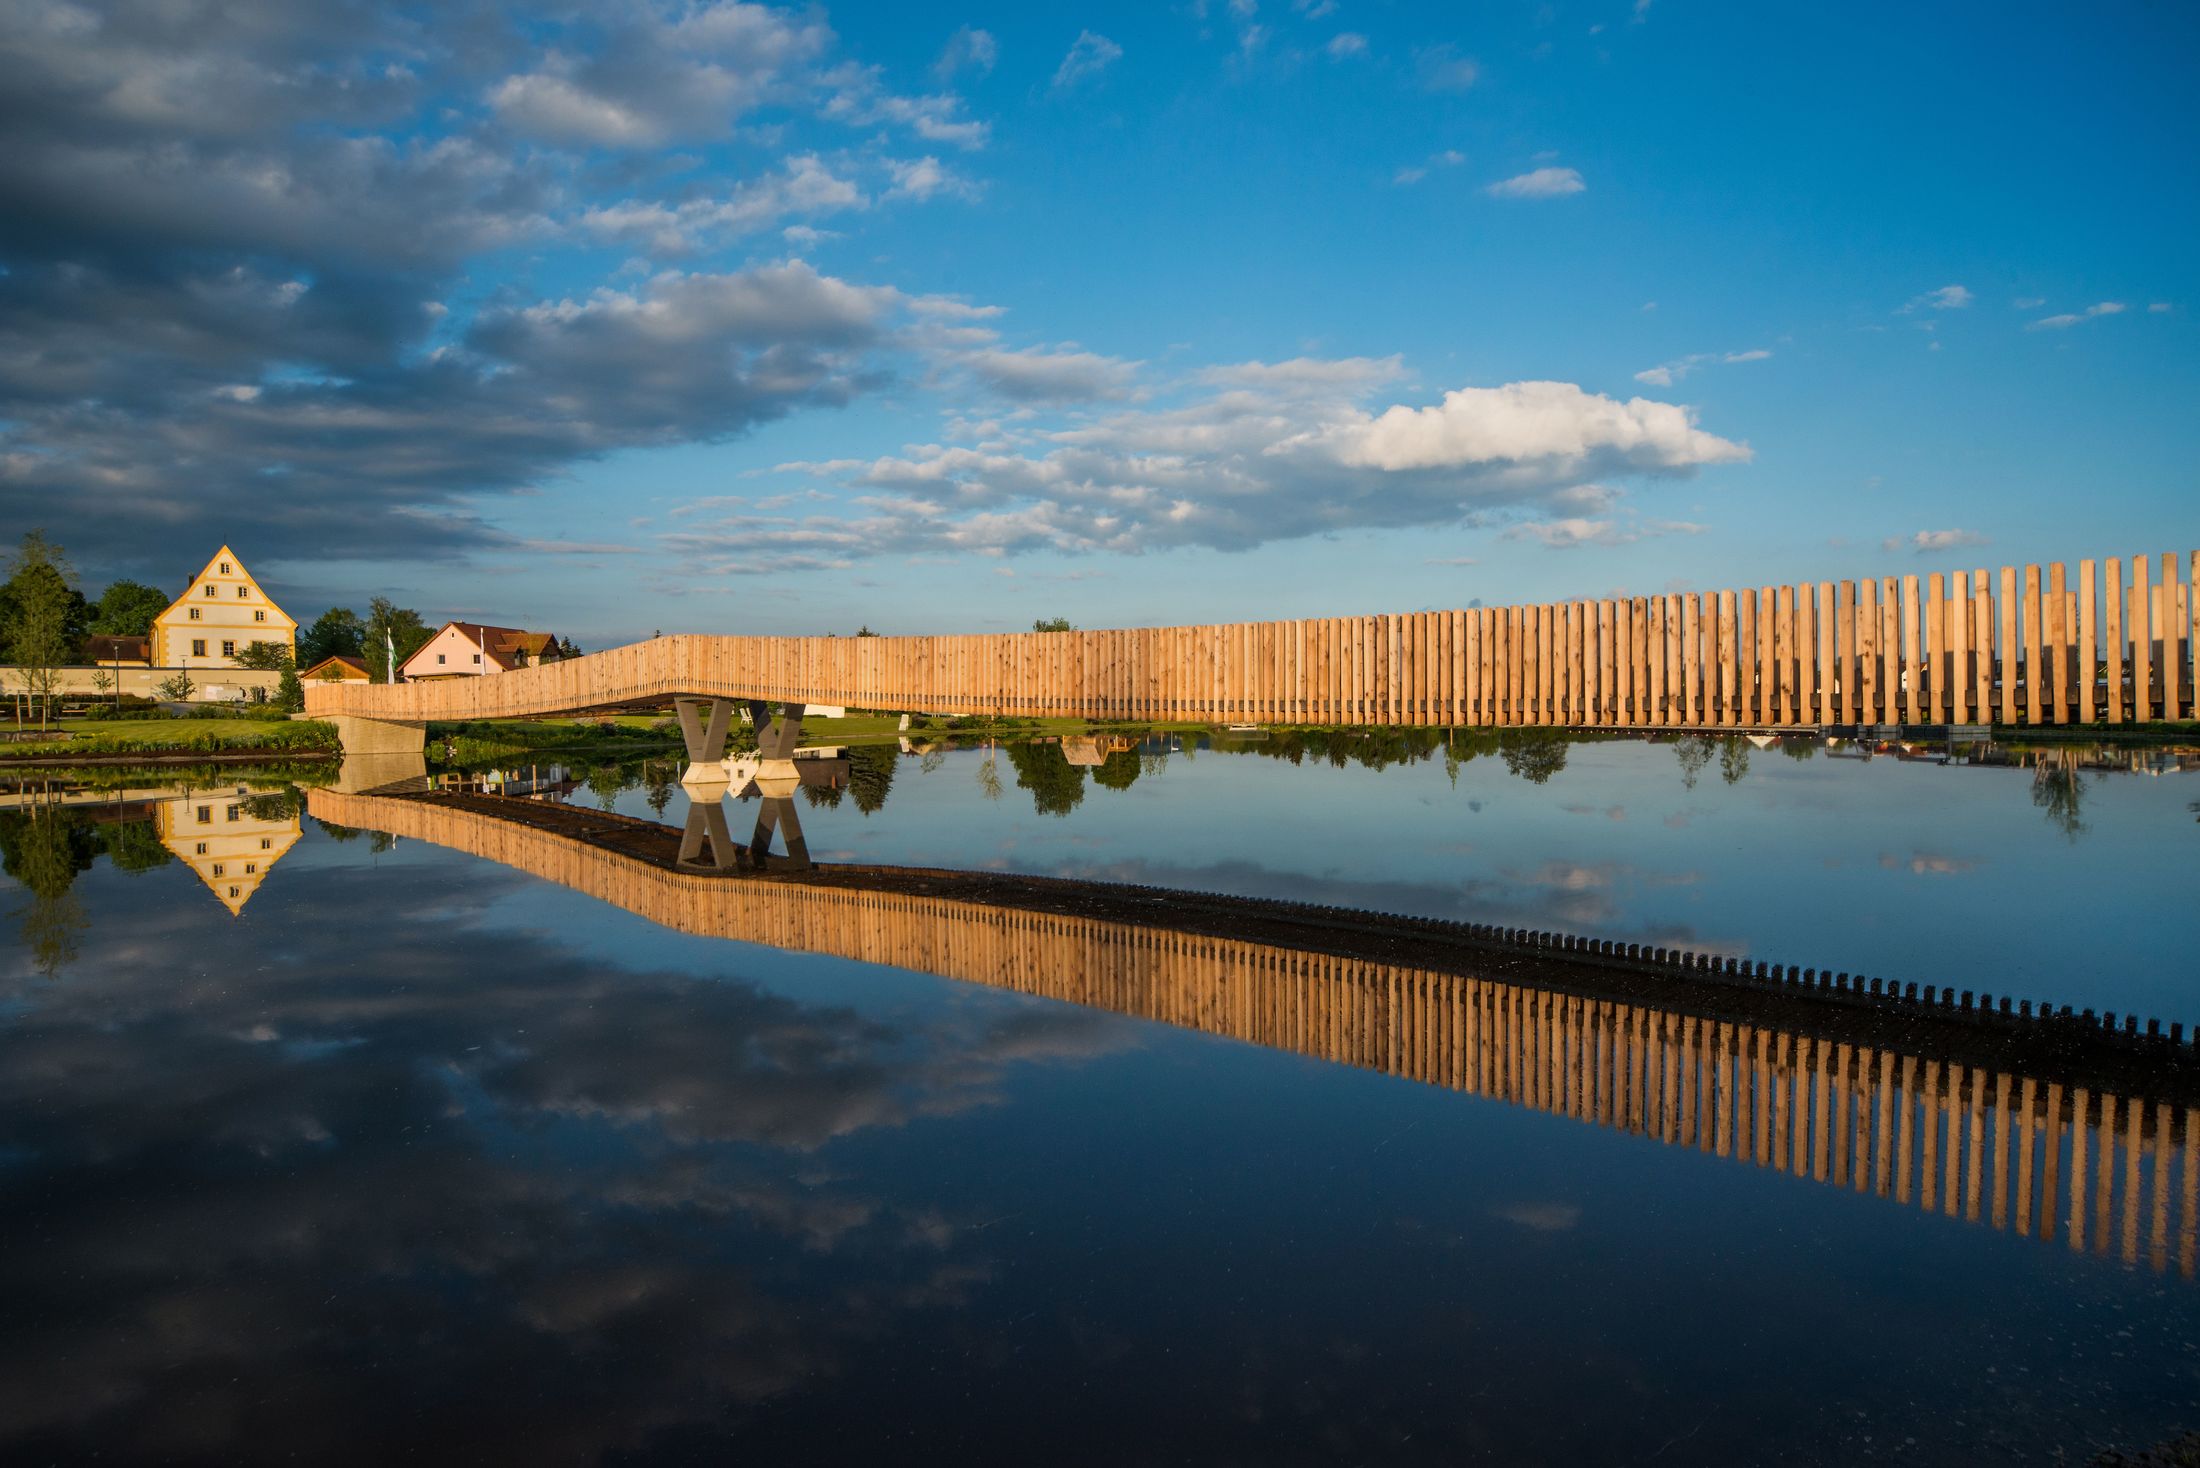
[308,549,2198,727]
[309,788,2200,1275]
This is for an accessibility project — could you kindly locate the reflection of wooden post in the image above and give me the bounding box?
[1941,1068,1962,1217]
[1680,1018,1699,1148]
[1921,1061,1942,1213]
[2122,1095,2145,1264]
[1964,1067,1985,1223]
[2182,1107,2197,1280]
[1753,1030,1772,1165]
[1831,1042,1853,1185]
[1872,1050,1893,1195]
[2096,1092,2118,1253]
[1989,1072,2013,1229]
[2016,1077,2038,1236]
[2070,1090,2093,1250]
[1714,1023,1734,1158]
[2152,1101,2174,1275]
[2043,1082,2065,1243]
[1895,1055,1917,1203]
[1811,1040,1832,1182]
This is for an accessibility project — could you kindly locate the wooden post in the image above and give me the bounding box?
[2164,552,2183,723]
[2078,560,2096,725]
[2023,564,2044,725]
[2132,555,2151,721]
[2106,559,2124,723]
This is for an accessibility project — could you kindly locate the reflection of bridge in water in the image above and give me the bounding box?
[308,785,2200,1278]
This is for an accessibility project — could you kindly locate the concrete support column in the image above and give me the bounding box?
[748,793,810,870]
[673,697,737,783]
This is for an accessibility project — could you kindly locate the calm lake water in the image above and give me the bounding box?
[3,733,2196,1464]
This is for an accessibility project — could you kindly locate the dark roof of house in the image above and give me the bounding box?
[83,635,151,663]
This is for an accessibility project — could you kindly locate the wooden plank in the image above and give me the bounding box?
[2077,560,2095,725]
[2047,562,2068,724]
[2024,564,2044,726]
[1858,578,1879,726]
[1996,566,2016,725]
[1902,575,1922,724]
[2105,558,2124,723]
[2132,555,2152,721]
[2164,552,2183,724]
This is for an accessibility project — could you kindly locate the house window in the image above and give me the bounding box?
[197,806,211,823]
[245,863,257,875]
[236,586,249,598]
[191,638,206,657]
[437,653,446,664]
[226,804,241,822]
[212,864,225,877]
[196,841,208,854]
[228,886,240,899]
[219,562,231,575]
[221,640,236,657]
[260,837,271,850]
[472,653,481,664]
[188,607,201,621]
[203,584,217,597]
[254,610,266,622]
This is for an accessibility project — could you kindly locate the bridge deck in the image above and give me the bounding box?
[307,548,2199,729]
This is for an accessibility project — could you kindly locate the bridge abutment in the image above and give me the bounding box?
[324,714,426,758]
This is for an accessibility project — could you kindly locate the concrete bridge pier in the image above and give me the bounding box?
[674,697,737,786]
[749,701,807,774]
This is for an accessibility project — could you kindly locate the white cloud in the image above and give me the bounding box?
[735,365,1749,565]
[1415,44,1480,91]
[959,346,1140,403]
[885,155,978,202]
[1392,149,1465,186]
[1901,283,1972,312]
[2028,301,2126,330]
[1882,529,1989,553]
[1485,166,1585,199]
[2148,301,2172,313]
[2014,296,2046,309]
[578,155,865,255]
[933,26,998,82]
[1634,348,1771,387]
[1327,381,1744,476]
[1503,515,1706,549]
[1053,30,1123,90]
[1326,32,1369,59]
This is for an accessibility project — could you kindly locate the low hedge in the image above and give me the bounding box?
[30,721,340,757]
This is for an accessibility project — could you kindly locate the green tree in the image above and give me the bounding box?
[299,607,366,666]
[233,640,294,672]
[1092,748,1141,791]
[96,819,174,874]
[1718,736,1752,786]
[584,763,630,811]
[1005,741,1086,816]
[2032,753,2089,843]
[0,806,95,977]
[155,672,196,702]
[1673,734,1715,790]
[645,764,676,818]
[854,624,880,637]
[274,665,305,712]
[363,598,432,681]
[2,531,84,729]
[1032,616,1075,633]
[88,579,172,638]
[1498,728,1570,785]
[846,744,899,814]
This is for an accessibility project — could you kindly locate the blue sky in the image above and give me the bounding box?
[3,1,2193,641]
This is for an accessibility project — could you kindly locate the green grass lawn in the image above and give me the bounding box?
[49,717,303,741]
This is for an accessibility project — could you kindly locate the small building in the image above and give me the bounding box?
[82,635,152,667]
[302,654,372,683]
[399,623,566,682]
[149,545,297,675]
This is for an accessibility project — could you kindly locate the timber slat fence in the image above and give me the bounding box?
[309,548,2199,728]
[310,789,2200,1276]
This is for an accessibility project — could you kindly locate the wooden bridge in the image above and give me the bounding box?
[309,786,2200,1277]
[306,547,2199,751]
